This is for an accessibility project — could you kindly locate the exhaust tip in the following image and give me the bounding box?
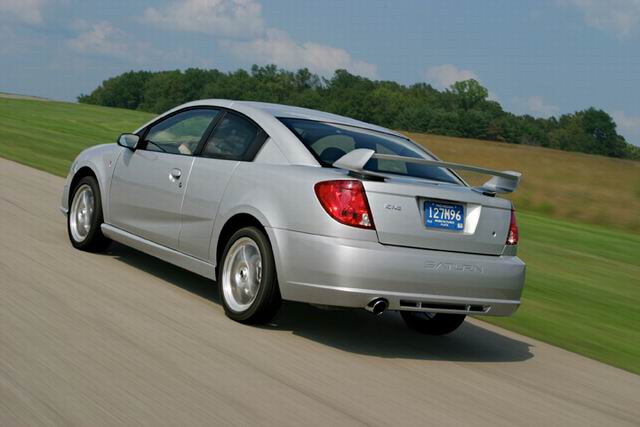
[365,298,389,316]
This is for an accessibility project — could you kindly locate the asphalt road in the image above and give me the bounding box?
[1,157,639,426]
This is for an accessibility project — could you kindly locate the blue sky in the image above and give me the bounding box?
[1,0,639,144]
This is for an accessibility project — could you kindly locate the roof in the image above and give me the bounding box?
[133,99,408,166]
[216,100,405,138]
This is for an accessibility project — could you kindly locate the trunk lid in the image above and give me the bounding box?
[363,177,512,255]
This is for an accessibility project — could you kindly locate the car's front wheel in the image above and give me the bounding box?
[400,311,466,335]
[67,176,111,252]
[218,226,281,324]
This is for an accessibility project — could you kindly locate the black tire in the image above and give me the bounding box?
[400,311,466,335]
[67,176,111,252]
[218,226,281,324]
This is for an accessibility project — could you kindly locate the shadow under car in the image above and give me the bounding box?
[105,242,533,363]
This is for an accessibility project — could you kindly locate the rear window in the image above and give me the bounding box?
[279,118,460,184]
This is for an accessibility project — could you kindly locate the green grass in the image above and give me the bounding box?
[1,97,638,374]
[486,213,640,374]
[0,97,154,176]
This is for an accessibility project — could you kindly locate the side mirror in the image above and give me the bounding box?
[117,133,140,150]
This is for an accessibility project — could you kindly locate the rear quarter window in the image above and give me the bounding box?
[201,112,267,161]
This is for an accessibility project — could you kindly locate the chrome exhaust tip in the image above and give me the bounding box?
[365,298,389,316]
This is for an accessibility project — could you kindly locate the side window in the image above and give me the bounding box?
[144,109,219,155]
[201,113,265,160]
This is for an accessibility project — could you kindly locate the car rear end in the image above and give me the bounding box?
[272,179,524,317]
[270,117,525,317]
[361,176,523,315]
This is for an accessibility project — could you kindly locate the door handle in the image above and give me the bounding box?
[169,168,182,181]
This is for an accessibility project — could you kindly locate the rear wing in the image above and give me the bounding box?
[333,149,521,195]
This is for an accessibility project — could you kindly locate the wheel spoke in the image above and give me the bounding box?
[221,237,263,312]
[82,191,90,211]
[240,245,250,264]
[69,185,95,243]
[87,193,94,214]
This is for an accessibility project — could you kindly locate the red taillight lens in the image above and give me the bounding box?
[506,208,519,245]
[314,180,375,229]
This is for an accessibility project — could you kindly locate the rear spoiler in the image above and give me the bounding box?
[333,148,521,195]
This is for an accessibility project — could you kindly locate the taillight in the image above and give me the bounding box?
[506,208,519,245]
[314,180,375,229]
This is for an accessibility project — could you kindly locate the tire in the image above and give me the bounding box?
[218,226,281,324]
[67,176,111,252]
[400,311,466,335]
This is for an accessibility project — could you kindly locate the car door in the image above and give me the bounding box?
[179,111,268,260]
[109,108,221,249]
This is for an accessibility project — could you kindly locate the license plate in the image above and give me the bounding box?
[424,201,465,231]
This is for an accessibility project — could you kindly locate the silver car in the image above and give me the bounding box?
[61,100,525,335]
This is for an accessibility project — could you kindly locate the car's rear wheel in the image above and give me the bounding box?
[67,176,111,252]
[218,226,281,324]
[400,311,466,335]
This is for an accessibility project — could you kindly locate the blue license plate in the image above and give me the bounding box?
[424,201,465,231]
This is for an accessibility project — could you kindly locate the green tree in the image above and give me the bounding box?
[78,70,151,110]
[579,108,628,157]
[449,79,488,111]
[77,66,638,160]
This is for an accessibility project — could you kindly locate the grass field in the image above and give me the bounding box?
[487,213,639,373]
[408,132,640,232]
[0,96,154,176]
[0,97,638,374]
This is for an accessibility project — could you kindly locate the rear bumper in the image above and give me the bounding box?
[268,228,525,316]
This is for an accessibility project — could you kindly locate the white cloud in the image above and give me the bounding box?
[523,95,560,118]
[425,64,479,89]
[142,0,376,78]
[66,21,129,57]
[488,91,500,102]
[563,0,640,38]
[612,111,640,144]
[0,0,46,24]
[425,64,502,102]
[221,28,378,78]
[66,21,200,67]
[143,0,264,38]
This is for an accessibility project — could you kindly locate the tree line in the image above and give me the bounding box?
[78,65,639,160]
